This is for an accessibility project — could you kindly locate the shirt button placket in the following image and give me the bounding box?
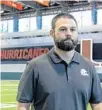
[67,64,72,82]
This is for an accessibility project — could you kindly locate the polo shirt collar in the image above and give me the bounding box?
[49,47,80,64]
[72,51,80,64]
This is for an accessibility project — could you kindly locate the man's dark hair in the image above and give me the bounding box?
[51,12,77,29]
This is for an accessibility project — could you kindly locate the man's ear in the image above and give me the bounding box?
[50,29,54,38]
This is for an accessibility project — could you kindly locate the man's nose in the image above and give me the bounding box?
[65,29,72,36]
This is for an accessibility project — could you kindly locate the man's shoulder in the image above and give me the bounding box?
[28,53,49,66]
[76,51,94,67]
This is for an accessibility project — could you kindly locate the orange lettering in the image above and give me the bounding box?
[1,50,5,59]
[23,49,28,59]
[9,50,14,59]
[19,49,23,59]
[38,48,44,56]
[28,48,33,59]
[44,48,49,53]
[14,49,19,59]
[33,48,39,58]
[5,50,9,59]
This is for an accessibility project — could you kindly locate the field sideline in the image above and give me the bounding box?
[0,80,92,110]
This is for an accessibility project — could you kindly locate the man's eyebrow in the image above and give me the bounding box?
[59,26,67,29]
[59,26,77,29]
[71,26,76,28]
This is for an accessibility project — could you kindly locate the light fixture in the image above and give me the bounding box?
[0,10,4,14]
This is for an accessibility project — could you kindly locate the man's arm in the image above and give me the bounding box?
[16,61,38,110]
[91,103,102,110]
[89,64,102,110]
[17,102,31,110]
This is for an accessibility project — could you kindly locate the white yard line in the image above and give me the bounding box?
[0,103,16,108]
[1,89,17,91]
[3,94,16,96]
[0,85,18,87]
[4,102,16,104]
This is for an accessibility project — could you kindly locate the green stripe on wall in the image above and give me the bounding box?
[1,72,23,80]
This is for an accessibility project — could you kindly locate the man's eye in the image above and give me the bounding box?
[71,28,76,31]
[60,29,67,31]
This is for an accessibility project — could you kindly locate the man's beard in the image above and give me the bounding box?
[54,36,78,51]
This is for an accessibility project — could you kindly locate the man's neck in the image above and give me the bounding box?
[54,46,75,64]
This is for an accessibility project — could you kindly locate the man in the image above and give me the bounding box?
[17,13,102,110]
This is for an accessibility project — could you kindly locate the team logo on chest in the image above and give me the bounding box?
[80,69,89,76]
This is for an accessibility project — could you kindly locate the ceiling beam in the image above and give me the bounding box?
[20,1,43,9]
[1,2,102,20]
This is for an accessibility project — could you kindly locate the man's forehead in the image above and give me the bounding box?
[62,16,70,19]
[57,16,74,21]
[55,17,77,27]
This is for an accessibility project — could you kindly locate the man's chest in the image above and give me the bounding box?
[37,63,91,96]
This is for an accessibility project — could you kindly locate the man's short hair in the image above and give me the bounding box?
[51,12,77,29]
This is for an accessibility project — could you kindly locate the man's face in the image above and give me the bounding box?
[51,17,78,51]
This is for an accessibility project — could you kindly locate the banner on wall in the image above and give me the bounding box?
[1,46,50,61]
[0,39,102,66]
